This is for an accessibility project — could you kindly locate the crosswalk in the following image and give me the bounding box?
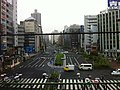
[0,78,48,89]
[0,78,120,90]
[57,79,120,90]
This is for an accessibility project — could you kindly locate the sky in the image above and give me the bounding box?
[18,0,108,33]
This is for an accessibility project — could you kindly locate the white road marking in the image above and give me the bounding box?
[69,57,73,65]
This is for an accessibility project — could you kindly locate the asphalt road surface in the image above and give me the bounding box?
[4,48,120,80]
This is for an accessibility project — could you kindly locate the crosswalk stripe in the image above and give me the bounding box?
[21,78,27,83]
[36,78,40,83]
[70,79,73,90]
[42,79,47,88]
[91,80,96,90]
[17,78,24,83]
[32,79,37,88]
[9,80,15,87]
[22,78,30,88]
[24,78,34,88]
[66,79,69,89]
[57,79,61,90]
[74,79,77,90]
[61,79,65,89]
[113,80,120,90]
[28,78,34,83]
[104,80,113,90]
[0,78,120,89]
[77,79,82,89]
[25,78,30,83]
[37,78,43,88]
[12,79,23,88]
[98,80,105,90]
[32,78,36,83]
[107,80,117,90]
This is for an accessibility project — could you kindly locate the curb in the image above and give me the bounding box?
[47,62,63,68]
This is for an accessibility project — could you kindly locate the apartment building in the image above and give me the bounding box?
[0,0,19,71]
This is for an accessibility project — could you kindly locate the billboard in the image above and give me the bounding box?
[108,0,120,7]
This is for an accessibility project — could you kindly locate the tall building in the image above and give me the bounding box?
[0,0,17,49]
[0,0,18,72]
[69,24,80,50]
[63,24,80,50]
[24,17,41,53]
[12,0,18,46]
[31,9,41,25]
[98,8,120,58]
[31,9,43,50]
[84,15,97,53]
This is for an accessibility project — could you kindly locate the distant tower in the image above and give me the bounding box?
[31,9,41,25]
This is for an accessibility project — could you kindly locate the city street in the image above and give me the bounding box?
[60,52,120,80]
[0,46,120,89]
[3,46,120,80]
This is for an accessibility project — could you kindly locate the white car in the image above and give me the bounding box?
[64,51,68,54]
[111,69,120,75]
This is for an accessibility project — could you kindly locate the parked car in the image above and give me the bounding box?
[111,69,120,75]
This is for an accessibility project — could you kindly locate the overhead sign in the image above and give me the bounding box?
[108,0,120,7]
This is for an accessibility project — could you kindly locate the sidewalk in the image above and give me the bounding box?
[110,60,120,69]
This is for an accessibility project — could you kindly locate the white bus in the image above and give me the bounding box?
[79,63,92,70]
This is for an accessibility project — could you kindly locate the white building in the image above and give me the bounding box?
[98,8,120,58]
[84,15,97,52]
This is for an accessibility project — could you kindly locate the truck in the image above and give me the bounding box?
[64,65,74,71]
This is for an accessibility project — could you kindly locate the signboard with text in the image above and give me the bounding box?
[108,0,120,7]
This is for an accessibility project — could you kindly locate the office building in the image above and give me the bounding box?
[98,8,120,58]
[84,15,98,53]
[24,17,41,53]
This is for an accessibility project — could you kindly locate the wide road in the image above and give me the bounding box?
[5,49,55,79]
[4,46,120,80]
[60,51,120,80]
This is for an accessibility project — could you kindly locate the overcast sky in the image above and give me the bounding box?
[18,0,107,33]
